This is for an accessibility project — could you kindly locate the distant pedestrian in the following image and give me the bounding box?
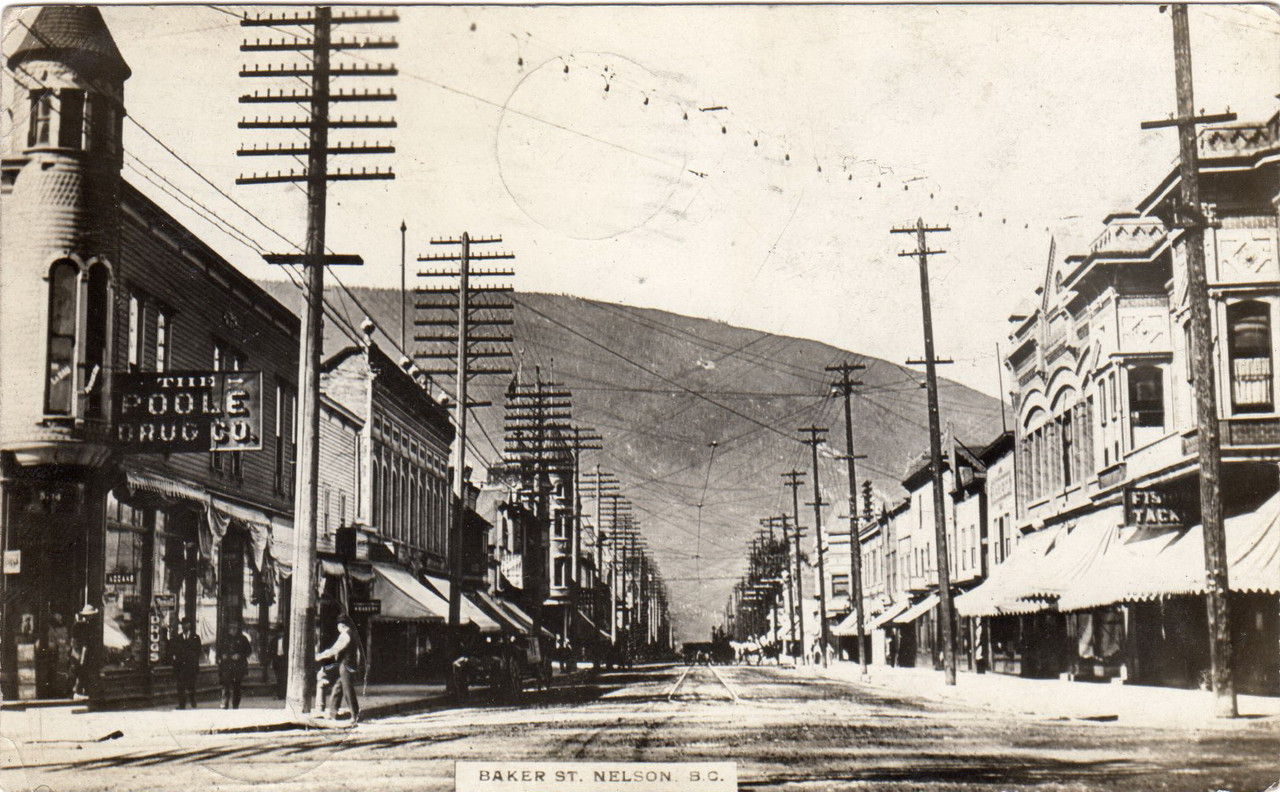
[172,619,202,708]
[315,616,361,723]
[219,620,252,709]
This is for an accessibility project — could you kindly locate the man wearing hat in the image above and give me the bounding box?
[315,616,361,723]
[171,618,202,709]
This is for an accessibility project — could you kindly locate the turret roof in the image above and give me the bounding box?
[7,6,131,81]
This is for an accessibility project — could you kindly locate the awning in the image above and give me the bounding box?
[371,562,448,622]
[473,590,529,634]
[867,600,910,630]
[123,470,206,503]
[1059,491,1280,611]
[894,593,939,624]
[320,559,347,577]
[954,525,1064,617]
[831,610,864,636]
[421,575,502,633]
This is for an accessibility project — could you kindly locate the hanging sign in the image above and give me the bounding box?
[114,371,263,453]
[106,571,136,586]
[1124,487,1190,530]
[349,600,382,616]
[3,550,20,574]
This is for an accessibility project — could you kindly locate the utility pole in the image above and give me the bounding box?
[799,427,830,667]
[828,361,869,675]
[1141,3,1238,717]
[783,471,807,664]
[400,220,407,352]
[416,234,514,660]
[237,6,397,715]
[892,217,957,686]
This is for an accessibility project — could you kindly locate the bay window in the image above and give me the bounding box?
[1228,301,1273,413]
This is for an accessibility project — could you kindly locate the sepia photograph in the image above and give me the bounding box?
[0,3,1278,790]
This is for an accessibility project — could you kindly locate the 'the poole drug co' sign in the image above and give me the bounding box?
[114,371,263,453]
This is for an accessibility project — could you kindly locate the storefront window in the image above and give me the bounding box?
[103,493,148,671]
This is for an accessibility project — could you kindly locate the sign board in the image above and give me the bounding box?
[114,371,262,453]
[3,550,19,574]
[1124,487,1191,529]
[349,599,382,616]
[106,571,136,586]
[153,593,177,610]
[456,762,736,792]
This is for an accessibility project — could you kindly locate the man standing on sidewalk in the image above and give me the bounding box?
[172,619,202,709]
[315,617,361,724]
[219,620,251,709]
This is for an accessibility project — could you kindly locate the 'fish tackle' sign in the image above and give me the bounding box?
[114,371,262,453]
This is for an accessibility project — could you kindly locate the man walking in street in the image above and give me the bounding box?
[219,620,252,709]
[315,616,361,724]
[172,619,202,708]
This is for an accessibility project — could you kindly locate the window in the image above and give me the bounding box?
[553,556,569,588]
[83,265,109,418]
[1228,301,1273,413]
[27,90,51,147]
[45,261,78,414]
[128,295,141,371]
[57,89,84,149]
[154,309,170,372]
[323,487,331,537]
[1129,366,1165,430]
[831,574,850,597]
[273,384,295,496]
[1060,412,1074,488]
[371,459,381,527]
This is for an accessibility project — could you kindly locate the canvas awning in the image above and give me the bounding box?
[371,562,449,622]
[421,575,502,633]
[473,590,529,634]
[831,610,864,636]
[1017,507,1122,601]
[1058,491,1280,612]
[954,525,1064,617]
[894,593,939,624]
[867,600,909,630]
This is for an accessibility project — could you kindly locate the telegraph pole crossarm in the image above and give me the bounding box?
[1141,3,1237,718]
[892,217,958,686]
[236,4,398,716]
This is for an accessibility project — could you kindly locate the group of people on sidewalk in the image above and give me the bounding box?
[166,615,361,723]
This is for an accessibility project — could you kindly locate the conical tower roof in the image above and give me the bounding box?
[7,6,131,81]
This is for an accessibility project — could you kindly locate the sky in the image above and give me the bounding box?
[5,3,1276,401]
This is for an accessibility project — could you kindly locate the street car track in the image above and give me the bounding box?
[667,664,742,702]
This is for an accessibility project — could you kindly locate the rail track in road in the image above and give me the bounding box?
[666,664,742,703]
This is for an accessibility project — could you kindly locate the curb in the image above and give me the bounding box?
[202,693,451,735]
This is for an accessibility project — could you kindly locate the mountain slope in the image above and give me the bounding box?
[261,281,1004,639]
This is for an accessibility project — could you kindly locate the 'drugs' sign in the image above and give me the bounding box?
[114,371,262,453]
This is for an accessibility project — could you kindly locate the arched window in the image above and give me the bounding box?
[45,261,79,414]
[1228,301,1273,413]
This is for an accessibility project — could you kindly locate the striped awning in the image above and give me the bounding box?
[1059,490,1280,611]
[894,593,939,624]
[867,600,909,630]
